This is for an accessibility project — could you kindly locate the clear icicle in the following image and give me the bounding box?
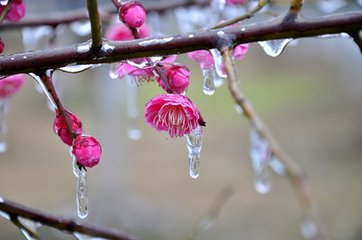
[18,217,41,240]
[109,63,119,79]
[0,99,9,153]
[202,68,216,95]
[300,215,318,239]
[258,39,293,57]
[210,49,227,79]
[28,73,57,111]
[77,167,88,219]
[126,76,142,140]
[186,126,203,179]
[249,129,272,194]
[70,149,80,178]
[58,64,95,74]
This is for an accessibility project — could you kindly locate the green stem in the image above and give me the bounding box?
[87,0,103,50]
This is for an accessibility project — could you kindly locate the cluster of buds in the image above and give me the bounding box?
[53,111,101,168]
[118,1,146,29]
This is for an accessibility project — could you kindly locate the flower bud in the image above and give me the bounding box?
[119,1,146,28]
[53,110,83,146]
[233,44,249,60]
[0,0,26,22]
[0,74,25,99]
[72,135,102,168]
[0,38,4,54]
[156,63,190,94]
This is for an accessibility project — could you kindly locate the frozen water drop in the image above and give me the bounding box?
[234,104,243,115]
[202,68,216,95]
[77,167,88,219]
[59,64,94,74]
[76,42,91,53]
[210,49,227,78]
[258,39,293,57]
[138,37,173,47]
[0,210,10,220]
[186,126,203,179]
[126,76,142,141]
[269,155,286,176]
[28,73,57,111]
[71,150,80,178]
[254,167,272,194]
[0,99,9,153]
[109,63,119,79]
[70,21,91,37]
[318,32,350,39]
[300,216,318,239]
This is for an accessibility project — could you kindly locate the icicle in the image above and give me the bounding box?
[269,155,286,176]
[109,63,119,79]
[70,21,91,37]
[186,126,203,179]
[77,167,88,219]
[71,149,80,178]
[0,99,9,153]
[202,68,216,95]
[300,215,318,239]
[249,129,272,194]
[210,49,227,79]
[258,39,293,57]
[28,73,57,111]
[58,64,95,74]
[126,76,142,140]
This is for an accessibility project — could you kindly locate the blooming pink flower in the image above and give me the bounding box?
[187,50,214,70]
[53,110,83,146]
[105,23,150,41]
[234,44,249,60]
[0,74,25,99]
[119,1,146,28]
[0,0,26,22]
[72,135,102,168]
[144,94,205,137]
[226,0,248,5]
[156,63,190,94]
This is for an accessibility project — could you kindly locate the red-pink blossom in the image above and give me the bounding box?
[0,0,26,22]
[53,110,83,146]
[156,63,190,94]
[72,135,102,168]
[226,0,248,5]
[144,94,205,137]
[119,1,146,28]
[105,23,150,41]
[187,50,214,70]
[0,74,25,99]
[234,44,249,60]
[0,38,4,54]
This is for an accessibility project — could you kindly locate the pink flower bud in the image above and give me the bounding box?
[187,50,214,70]
[0,38,4,54]
[156,63,190,94]
[106,23,150,41]
[53,110,83,146]
[0,0,26,22]
[119,1,146,28]
[226,0,248,5]
[233,44,249,60]
[0,74,25,99]
[144,94,205,137]
[72,135,102,168]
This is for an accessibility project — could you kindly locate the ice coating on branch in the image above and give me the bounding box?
[53,110,83,146]
[156,63,190,94]
[0,0,26,22]
[258,39,292,57]
[28,73,57,111]
[144,94,205,138]
[119,1,146,28]
[138,37,174,46]
[59,64,95,74]
[72,135,102,168]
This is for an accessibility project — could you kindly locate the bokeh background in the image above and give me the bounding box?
[0,0,362,239]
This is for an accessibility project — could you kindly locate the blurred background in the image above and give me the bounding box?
[0,0,362,239]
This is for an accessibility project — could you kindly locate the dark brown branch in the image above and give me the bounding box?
[87,0,103,49]
[0,0,210,30]
[0,197,137,240]
[0,12,361,76]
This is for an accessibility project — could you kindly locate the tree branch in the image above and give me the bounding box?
[0,197,137,240]
[87,0,103,49]
[221,47,328,240]
[0,12,361,76]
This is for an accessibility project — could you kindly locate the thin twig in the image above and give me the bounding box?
[87,0,103,49]
[211,0,269,29]
[0,197,137,240]
[0,0,14,24]
[221,47,329,240]
[10,215,40,240]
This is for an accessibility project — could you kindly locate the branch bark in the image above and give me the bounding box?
[0,12,361,76]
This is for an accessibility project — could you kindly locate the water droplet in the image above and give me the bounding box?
[28,73,57,111]
[138,37,174,47]
[126,76,142,141]
[21,26,53,51]
[101,41,115,55]
[58,64,94,74]
[269,155,286,176]
[109,63,119,79]
[77,167,88,219]
[210,49,227,78]
[186,126,203,179]
[202,68,216,95]
[70,21,91,37]
[250,129,272,194]
[76,42,91,53]
[258,39,293,57]
[300,216,318,239]
[0,99,9,153]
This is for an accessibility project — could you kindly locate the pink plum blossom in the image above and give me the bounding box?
[106,23,150,41]
[0,0,26,22]
[119,1,146,28]
[144,94,205,137]
[72,135,102,168]
[0,74,25,99]
[53,110,83,146]
[156,63,190,94]
[234,44,249,60]
[0,38,4,54]
[226,0,248,5]
[187,50,214,70]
